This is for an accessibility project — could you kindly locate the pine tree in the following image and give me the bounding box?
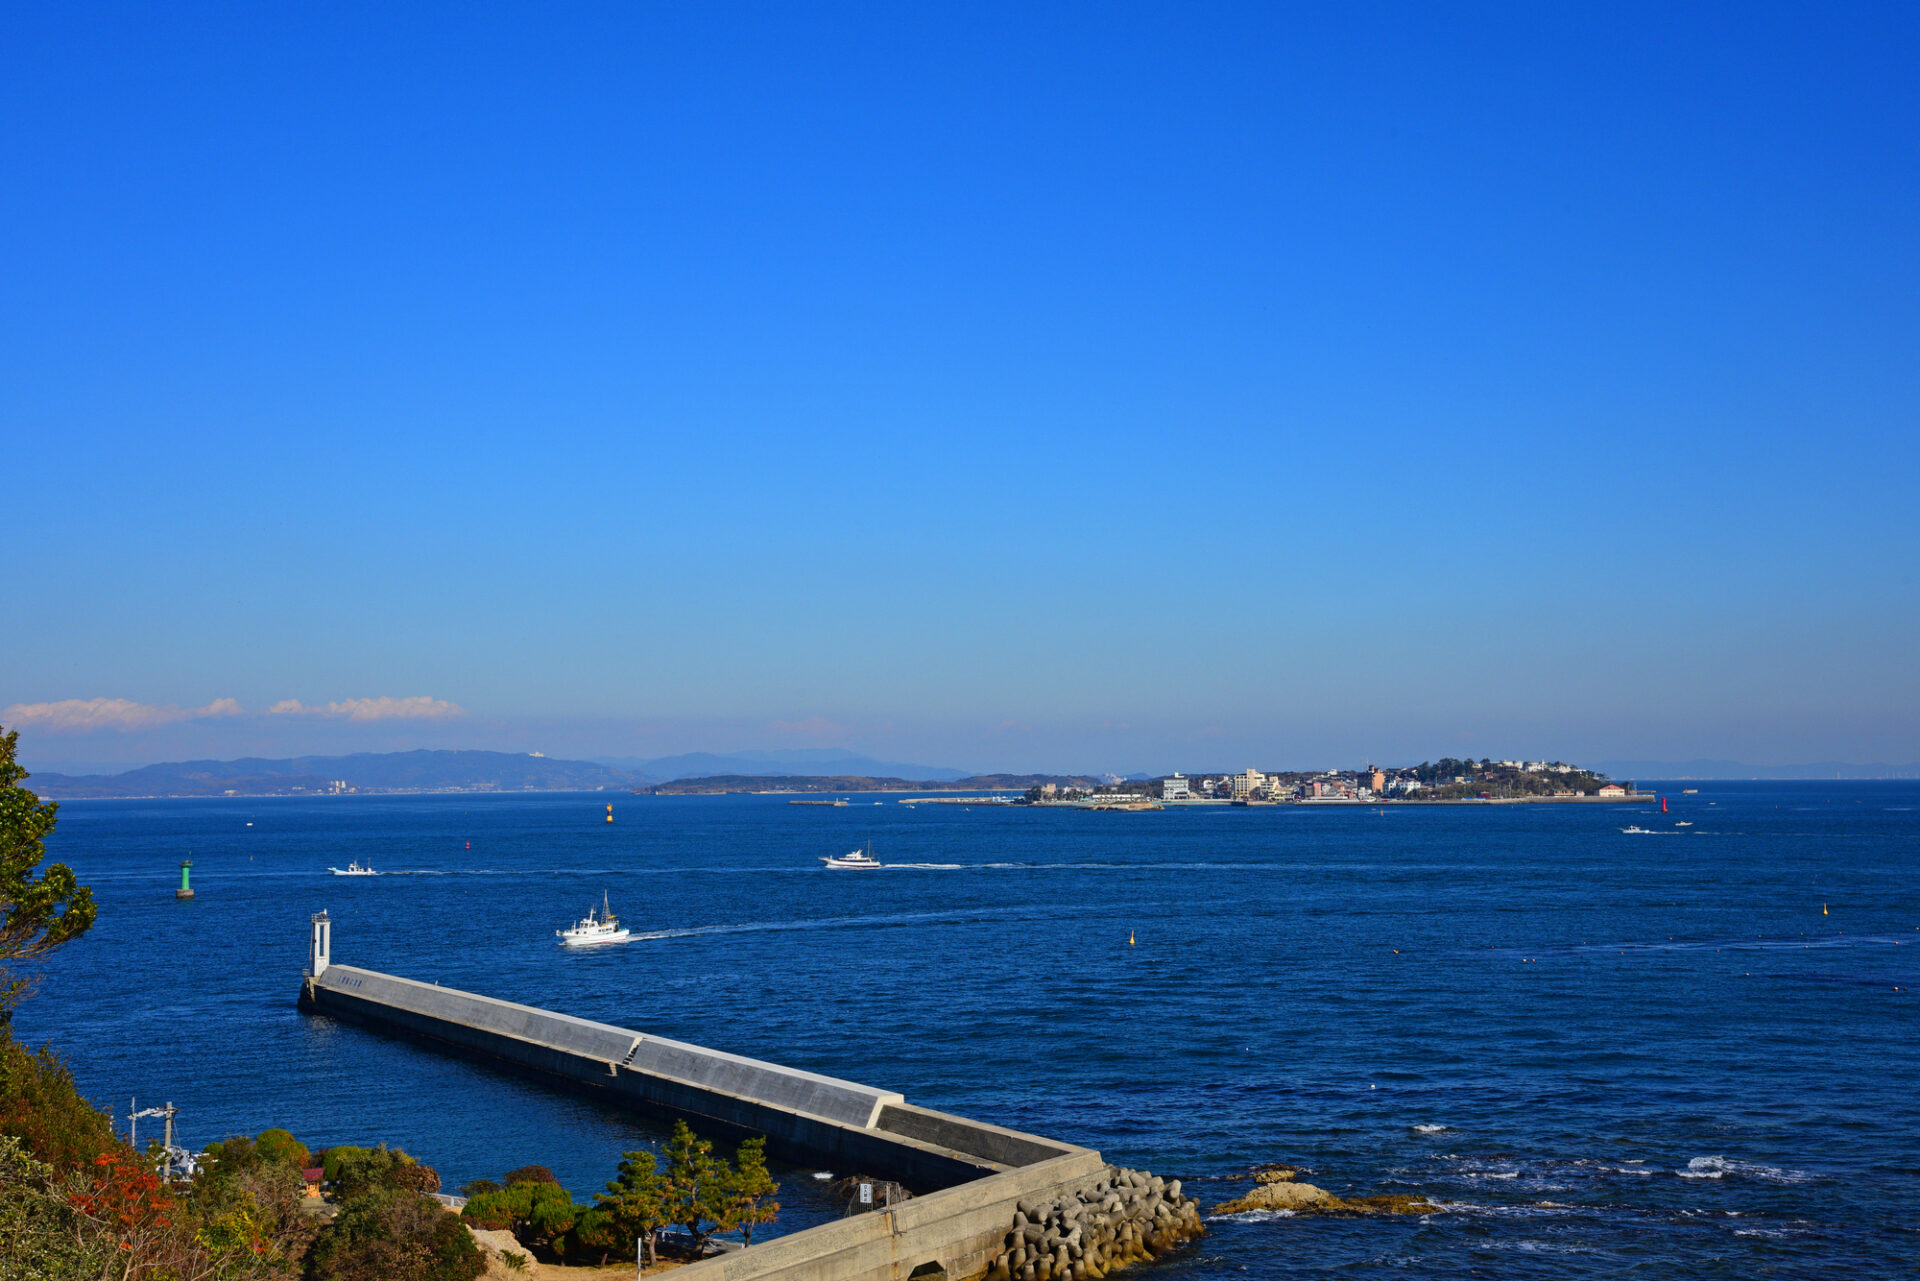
[723,1137,780,1248]
[594,1149,670,1268]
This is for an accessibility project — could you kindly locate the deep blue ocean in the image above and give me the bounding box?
[16,783,1920,1277]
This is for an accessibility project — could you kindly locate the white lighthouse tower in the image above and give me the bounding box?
[307,910,331,979]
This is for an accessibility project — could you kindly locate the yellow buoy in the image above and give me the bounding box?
[1129,930,1135,946]
[1823,903,1828,916]
[606,804,614,824]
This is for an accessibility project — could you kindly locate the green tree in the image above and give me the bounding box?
[0,727,96,1019]
[564,1206,626,1266]
[660,1119,730,1255]
[720,1136,780,1248]
[251,1128,309,1170]
[593,1149,671,1268]
[205,1132,263,1176]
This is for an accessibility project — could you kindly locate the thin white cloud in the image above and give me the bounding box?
[1,697,246,732]
[269,696,464,721]
[3,698,178,731]
[3,694,461,732]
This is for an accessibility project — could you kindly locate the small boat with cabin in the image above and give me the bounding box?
[557,893,632,947]
[328,861,379,876]
[821,843,882,870]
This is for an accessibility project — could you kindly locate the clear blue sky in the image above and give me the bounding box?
[4,2,1917,774]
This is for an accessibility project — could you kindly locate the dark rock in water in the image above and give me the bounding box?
[1251,1162,1300,1184]
[1341,1194,1435,1215]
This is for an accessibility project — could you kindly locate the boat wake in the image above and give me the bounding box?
[625,906,1061,943]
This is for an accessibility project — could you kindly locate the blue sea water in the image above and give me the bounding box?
[16,782,1920,1277]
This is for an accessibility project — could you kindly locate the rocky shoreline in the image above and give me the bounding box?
[984,1166,1204,1281]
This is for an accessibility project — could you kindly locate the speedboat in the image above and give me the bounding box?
[329,861,379,876]
[1675,821,1693,827]
[821,843,882,870]
[557,892,631,947]
[1620,826,1655,835]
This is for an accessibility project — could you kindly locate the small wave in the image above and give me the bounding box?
[1207,1209,1295,1222]
[1412,1124,1450,1134]
[1677,1156,1806,1183]
[1417,1200,1568,1219]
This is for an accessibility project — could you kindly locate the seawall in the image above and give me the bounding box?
[298,956,1198,1280]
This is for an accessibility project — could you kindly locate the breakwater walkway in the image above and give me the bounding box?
[295,912,1199,1281]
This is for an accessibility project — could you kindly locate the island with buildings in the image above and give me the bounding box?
[1024,759,1644,806]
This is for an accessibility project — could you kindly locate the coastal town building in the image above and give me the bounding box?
[1161,773,1190,801]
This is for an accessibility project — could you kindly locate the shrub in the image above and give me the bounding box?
[0,1026,119,1167]
[502,1164,558,1188]
[187,1156,319,1276]
[460,1181,579,1253]
[460,1178,500,1198]
[325,1143,431,1199]
[391,1161,442,1195]
[307,1188,483,1281]
[0,1135,100,1281]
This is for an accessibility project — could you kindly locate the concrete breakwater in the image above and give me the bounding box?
[295,913,1197,1281]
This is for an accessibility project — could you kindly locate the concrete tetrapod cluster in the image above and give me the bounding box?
[986,1166,1203,1281]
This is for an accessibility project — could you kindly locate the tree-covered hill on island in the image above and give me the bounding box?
[644,773,1101,794]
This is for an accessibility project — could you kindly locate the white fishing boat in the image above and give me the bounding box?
[557,892,632,947]
[1620,825,1656,835]
[1675,820,1693,827]
[821,842,882,870]
[328,861,379,876]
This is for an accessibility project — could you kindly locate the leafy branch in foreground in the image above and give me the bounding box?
[0,726,96,1018]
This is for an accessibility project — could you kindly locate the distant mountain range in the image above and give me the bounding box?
[30,750,641,798]
[593,749,973,782]
[26,747,1087,799]
[1595,760,1920,780]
